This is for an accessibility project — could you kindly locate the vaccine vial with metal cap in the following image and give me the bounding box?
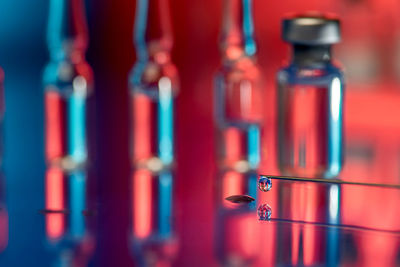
[277,14,345,178]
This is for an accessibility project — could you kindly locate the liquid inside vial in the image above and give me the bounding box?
[218,123,261,172]
[214,60,262,172]
[131,77,175,170]
[278,75,343,178]
[45,73,92,170]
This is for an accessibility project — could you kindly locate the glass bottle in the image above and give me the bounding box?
[129,0,178,265]
[277,15,345,179]
[44,0,94,170]
[214,0,262,173]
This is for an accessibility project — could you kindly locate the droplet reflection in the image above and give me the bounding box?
[257,204,271,221]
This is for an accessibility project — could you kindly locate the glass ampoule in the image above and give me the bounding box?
[43,0,96,265]
[214,0,263,173]
[44,0,94,171]
[129,0,178,265]
[277,15,345,178]
[0,68,3,167]
[0,69,6,253]
[214,0,262,265]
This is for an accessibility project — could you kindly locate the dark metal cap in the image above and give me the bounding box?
[282,13,341,45]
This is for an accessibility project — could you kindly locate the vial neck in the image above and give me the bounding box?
[292,45,332,67]
[47,0,88,62]
[134,0,173,63]
[220,0,256,62]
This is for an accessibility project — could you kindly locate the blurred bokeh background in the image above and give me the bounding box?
[0,0,400,266]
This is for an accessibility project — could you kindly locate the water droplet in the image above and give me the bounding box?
[258,204,272,221]
[258,176,272,192]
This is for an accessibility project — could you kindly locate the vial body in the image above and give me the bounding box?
[215,59,262,172]
[130,61,178,170]
[44,60,94,169]
[277,64,344,178]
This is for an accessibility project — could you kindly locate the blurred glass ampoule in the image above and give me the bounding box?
[214,0,265,266]
[0,68,4,166]
[129,0,179,266]
[44,0,94,171]
[0,74,7,255]
[129,0,178,171]
[0,68,6,255]
[43,0,96,266]
[214,0,263,174]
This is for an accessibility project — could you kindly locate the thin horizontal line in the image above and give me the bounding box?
[261,175,400,189]
[38,209,69,214]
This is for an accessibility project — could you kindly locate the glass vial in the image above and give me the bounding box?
[214,0,263,173]
[277,15,345,178]
[44,0,94,170]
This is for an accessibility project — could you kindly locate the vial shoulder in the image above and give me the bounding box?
[215,57,261,85]
[43,60,93,87]
[129,60,179,99]
[43,59,94,97]
[129,60,179,92]
[277,63,344,86]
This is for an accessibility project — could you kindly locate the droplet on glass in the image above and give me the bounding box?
[257,204,272,221]
[258,176,272,192]
[225,195,255,204]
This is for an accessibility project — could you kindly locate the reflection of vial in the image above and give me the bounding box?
[0,173,7,253]
[44,168,95,266]
[129,0,179,171]
[44,0,94,170]
[214,0,262,173]
[277,15,345,178]
[215,171,259,266]
[130,169,178,266]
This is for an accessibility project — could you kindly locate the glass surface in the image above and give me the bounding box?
[219,175,400,267]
